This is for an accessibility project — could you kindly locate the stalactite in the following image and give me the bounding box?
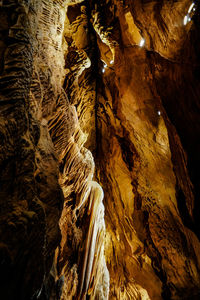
[91,7,115,61]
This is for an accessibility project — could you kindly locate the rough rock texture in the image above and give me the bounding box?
[0,0,108,299]
[0,0,200,300]
[0,1,65,299]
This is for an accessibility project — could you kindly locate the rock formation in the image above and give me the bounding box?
[0,0,200,299]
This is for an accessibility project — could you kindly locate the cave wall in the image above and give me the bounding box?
[0,0,200,300]
[0,0,108,299]
[63,0,200,299]
[0,0,67,299]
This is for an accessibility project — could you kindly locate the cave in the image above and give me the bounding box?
[0,0,200,299]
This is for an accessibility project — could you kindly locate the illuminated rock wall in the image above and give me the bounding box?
[0,1,108,299]
[63,1,200,299]
[0,0,200,299]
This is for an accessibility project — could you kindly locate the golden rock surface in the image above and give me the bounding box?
[0,1,200,300]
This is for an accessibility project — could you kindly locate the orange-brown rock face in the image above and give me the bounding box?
[0,0,200,300]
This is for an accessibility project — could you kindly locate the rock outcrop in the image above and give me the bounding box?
[0,0,200,299]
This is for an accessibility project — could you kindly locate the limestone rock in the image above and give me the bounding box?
[0,0,200,300]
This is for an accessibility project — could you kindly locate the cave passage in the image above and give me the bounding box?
[0,1,200,300]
